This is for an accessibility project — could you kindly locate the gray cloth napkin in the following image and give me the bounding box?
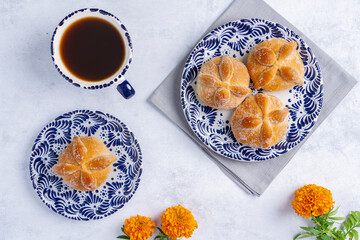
[149,0,358,196]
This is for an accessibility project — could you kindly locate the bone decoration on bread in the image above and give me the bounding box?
[247,38,305,92]
[231,93,289,149]
[52,136,116,191]
[196,55,251,109]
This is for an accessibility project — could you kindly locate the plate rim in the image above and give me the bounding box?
[180,18,323,162]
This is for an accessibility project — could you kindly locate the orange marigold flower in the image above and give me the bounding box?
[160,205,198,240]
[292,184,335,218]
[123,215,156,240]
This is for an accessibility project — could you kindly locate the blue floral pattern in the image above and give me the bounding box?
[180,19,323,161]
[29,110,142,220]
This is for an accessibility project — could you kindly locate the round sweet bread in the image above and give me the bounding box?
[247,38,304,91]
[52,136,115,191]
[196,55,251,109]
[231,93,289,149]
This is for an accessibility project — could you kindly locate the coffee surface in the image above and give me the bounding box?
[60,17,125,81]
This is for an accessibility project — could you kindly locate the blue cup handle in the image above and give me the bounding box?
[117,79,135,99]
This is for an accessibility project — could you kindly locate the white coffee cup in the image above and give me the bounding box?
[51,8,135,99]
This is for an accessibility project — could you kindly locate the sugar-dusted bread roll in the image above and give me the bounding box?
[52,136,115,191]
[247,38,304,91]
[196,55,251,109]
[231,93,289,149]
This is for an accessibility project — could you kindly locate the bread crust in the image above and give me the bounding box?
[231,93,289,149]
[196,56,251,109]
[247,38,304,91]
[52,136,115,191]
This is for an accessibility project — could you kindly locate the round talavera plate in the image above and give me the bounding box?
[29,110,142,220]
[180,18,323,162]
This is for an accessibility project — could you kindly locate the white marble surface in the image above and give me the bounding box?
[0,0,359,239]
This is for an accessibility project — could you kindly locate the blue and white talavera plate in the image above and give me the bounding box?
[29,110,142,220]
[180,19,323,162]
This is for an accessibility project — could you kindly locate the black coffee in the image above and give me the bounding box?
[60,17,125,81]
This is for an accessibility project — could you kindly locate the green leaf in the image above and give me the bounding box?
[334,229,346,238]
[323,221,335,230]
[121,226,126,234]
[117,236,130,239]
[320,234,332,240]
[154,227,171,240]
[344,222,350,231]
[350,215,357,226]
[329,206,340,217]
[300,227,321,235]
[352,230,359,240]
[329,217,346,221]
[157,227,165,235]
[297,235,314,239]
[293,233,301,239]
[351,212,360,222]
[353,212,360,222]
[294,233,315,239]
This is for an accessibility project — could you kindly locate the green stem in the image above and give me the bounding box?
[312,215,322,228]
[326,230,337,239]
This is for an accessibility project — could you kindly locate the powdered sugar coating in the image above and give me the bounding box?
[231,93,289,149]
[196,56,251,109]
[247,38,305,91]
[53,136,116,191]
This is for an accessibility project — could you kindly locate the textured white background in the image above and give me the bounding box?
[0,0,359,239]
